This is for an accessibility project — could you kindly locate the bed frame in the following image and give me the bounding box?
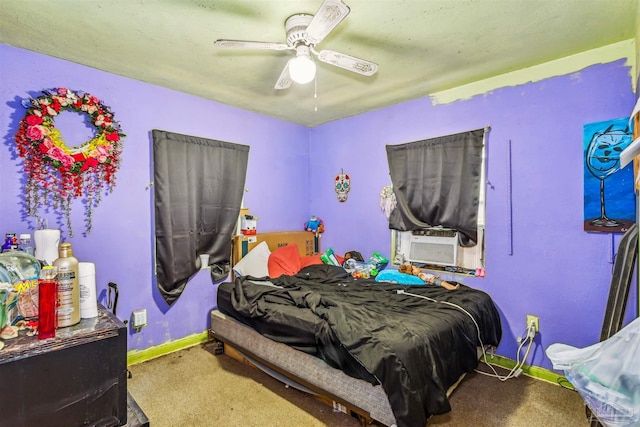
[210,231,472,427]
[210,309,396,426]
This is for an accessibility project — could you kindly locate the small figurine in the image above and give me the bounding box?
[1,236,14,253]
[304,216,325,234]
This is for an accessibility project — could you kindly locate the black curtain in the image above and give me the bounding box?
[152,130,249,305]
[386,129,485,247]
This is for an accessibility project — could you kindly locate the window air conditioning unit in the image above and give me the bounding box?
[407,228,458,267]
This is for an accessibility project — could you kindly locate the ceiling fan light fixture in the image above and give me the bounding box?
[215,0,377,91]
[289,46,316,84]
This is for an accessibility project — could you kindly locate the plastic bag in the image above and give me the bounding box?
[343,259,378,279]
[0,251,41,323]
[546,317,640,427]
[320,248,341,266]
[368,251,389,271]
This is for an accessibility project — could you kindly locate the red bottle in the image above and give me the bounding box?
[38,266,58,340]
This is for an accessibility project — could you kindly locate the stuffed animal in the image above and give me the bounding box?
[304,216,325,234]
[398,262,421,276]
[398,263,459,290]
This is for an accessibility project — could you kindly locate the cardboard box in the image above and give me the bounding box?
[232,231,320,265]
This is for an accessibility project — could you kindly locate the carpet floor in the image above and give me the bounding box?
[127,343,590,427]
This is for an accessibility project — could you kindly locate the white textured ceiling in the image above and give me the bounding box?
[1,0,638,127]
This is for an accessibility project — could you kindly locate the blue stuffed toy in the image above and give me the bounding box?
[304,216,325,234]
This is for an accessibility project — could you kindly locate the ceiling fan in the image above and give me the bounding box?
[214,0,378,90]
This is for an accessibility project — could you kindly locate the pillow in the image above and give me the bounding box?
[300,254,323,269]
[232,241,271,278]
[268,244,301,278]
[375,269,426,285]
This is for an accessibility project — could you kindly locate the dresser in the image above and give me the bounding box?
[0,304,133,426]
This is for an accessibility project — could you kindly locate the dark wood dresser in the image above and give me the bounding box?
[0,304,146,426]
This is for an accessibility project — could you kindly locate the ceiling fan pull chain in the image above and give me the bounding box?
[314,77,318,112]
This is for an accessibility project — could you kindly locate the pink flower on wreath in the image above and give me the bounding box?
[91,145,109,163]
[47,146,72,165]
[26,125,44,141]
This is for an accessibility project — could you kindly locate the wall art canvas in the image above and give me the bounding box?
[583,117,635,233]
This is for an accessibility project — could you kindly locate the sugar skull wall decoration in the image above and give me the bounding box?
[335,170,350,202]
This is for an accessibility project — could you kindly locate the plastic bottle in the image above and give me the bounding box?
[38,266,58,339]
[53,242,80,327]
[19,233,34,255]
[1,233,17,252]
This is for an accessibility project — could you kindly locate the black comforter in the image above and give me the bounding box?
[218,265,502,427]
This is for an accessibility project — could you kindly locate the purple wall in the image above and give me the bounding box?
[0,44,309,350]
[1,43,637,371]
[310,59,638,370]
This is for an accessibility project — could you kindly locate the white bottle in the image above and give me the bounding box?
[53,242,80,327]
[19,233,34,255]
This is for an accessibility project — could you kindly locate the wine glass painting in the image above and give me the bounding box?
[583,118,635,233]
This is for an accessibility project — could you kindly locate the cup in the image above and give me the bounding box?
[199,254,210,269]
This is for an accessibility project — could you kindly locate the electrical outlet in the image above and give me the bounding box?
[526,314,539,333]
[131,308,148,330]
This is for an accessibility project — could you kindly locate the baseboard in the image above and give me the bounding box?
[127,331,210,366]
[125,333,574,391]
[484,353,575,390]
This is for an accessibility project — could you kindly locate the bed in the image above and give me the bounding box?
[210,231,502,427]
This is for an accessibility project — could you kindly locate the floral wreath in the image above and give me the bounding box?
[15,88,125,237]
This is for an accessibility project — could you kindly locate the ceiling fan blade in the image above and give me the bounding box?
[305,0,350,45]
[316,49,378,76]
[214,39,291,51]
[274,61,293,90]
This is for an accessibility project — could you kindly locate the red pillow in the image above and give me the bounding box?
[268,244,301,278]
[300,254,323,269]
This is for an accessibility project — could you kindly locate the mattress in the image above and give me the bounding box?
[217,279,325,354]
[216,277,375,381]
[215,265,502,427]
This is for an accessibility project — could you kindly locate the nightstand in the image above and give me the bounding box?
[0,304,132,426]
